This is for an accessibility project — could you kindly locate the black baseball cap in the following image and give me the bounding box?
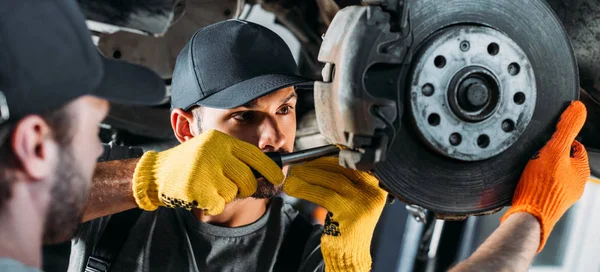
[0,0,167,122]
[171,20,311,110]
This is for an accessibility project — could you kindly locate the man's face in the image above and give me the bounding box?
[43,96,108,244]
[198,86,297,198]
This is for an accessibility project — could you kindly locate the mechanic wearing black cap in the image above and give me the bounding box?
[69,19,380,272]
[0,0,165,271]
[70,19,590,272]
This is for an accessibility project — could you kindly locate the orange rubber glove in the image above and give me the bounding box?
[284,157,387,272]
[501,101,590,252]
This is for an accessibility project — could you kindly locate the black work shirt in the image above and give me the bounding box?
[68,197,324,272]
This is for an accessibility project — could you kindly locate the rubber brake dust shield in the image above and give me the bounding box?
[374,0,579,217]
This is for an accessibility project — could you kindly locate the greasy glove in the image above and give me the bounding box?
[501,101,590,252]
[284,157,387,271]
[132,129,284,214]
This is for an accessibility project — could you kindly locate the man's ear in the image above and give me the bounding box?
[171,109,195,143]
[11,116,58,181]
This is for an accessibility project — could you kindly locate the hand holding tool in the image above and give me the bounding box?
[132,129,284,214]
[283,157,387,271]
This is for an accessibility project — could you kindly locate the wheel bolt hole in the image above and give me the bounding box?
[434,56,446,68]
[428,113,441,126]
[502,119,515,132]
[449,133,462,146]
[508,63,521,76]
[513,92,526,105]
[487,43,499,56]
[422,84,435,96]
[460,41,470,52]
[477,134,490,148]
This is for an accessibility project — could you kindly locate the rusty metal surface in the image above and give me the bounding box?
[256,0,324,78]
[94,0,243,79]
[372,0,578,216]
[295,110,330,150]
[253,0,361,79]
[588,148,600,178]
[547,0,600,96]
[546,0,600,150]
[314,2,412,170]
[316,0,340,26]
[78,0,183,36]
[91,0,243,139]
[104,103,173,140]
[579,88,600,149]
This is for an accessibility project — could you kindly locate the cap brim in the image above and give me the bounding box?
[93,57,168,106]
[195,74,312,109]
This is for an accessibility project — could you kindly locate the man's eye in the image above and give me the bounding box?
[278,105,293,115]
[233,111,255,122]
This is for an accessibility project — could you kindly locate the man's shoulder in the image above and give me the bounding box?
[76,207,179,247]
[69,208,182,272]
[79,209,142,233]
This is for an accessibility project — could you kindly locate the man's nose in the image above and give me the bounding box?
[257,117,287,152]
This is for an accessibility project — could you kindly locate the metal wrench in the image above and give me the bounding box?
[253,144,340,178]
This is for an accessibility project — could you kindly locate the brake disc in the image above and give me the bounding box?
[374,0,579,217]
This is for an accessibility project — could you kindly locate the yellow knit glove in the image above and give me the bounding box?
[132,129,284,214]
[284,157,387,272]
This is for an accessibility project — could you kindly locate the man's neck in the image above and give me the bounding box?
[0,184,45,268]
[193,198,270,227]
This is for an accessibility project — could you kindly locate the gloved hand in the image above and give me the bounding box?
[284,157,387,271]
[132,129,284,214]
[501,101,590,252]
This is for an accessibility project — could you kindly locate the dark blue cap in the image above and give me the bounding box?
[171,19,311,110]
[0,0,167,122]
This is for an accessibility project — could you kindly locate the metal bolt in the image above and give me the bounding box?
[422,84,435,96]
[460,41,470,52]
[406,205,427,224]
[466,83,490,107]
[449,133,462,146]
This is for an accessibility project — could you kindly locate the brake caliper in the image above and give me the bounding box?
[314,0,412,171]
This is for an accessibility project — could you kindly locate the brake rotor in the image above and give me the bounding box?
[374,0,579,217]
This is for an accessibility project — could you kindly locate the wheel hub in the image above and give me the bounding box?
[410,25,537,161]
[450,66,500,121]
[374,0,579,216]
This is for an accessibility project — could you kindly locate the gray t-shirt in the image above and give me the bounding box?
[68,197,324,272]
[0,258,41,272]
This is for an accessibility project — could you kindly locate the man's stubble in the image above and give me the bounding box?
[42,146,90,244]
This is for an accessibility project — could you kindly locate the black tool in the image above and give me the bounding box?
[254,144,340,178]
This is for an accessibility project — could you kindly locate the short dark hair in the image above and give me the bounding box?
[0,105,73,210]
[191,106,203,133]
